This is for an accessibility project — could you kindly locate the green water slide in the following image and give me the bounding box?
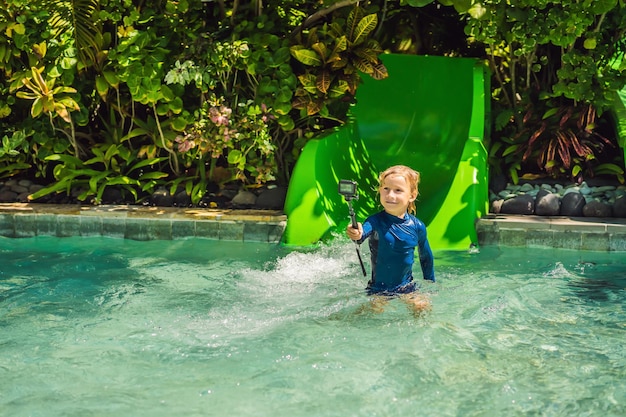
[283,54,490,249]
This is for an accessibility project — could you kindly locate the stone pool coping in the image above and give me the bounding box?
[476,214,626,251]
[0,203,286,243]
[1,203,626,251]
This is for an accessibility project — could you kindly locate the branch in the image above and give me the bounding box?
[290,0,361,40]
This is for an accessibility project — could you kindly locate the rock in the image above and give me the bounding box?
[593,185,615,193]
[535,190,560,216]
[150,187,173,207]
[256,186,287,210]
[11,185,28,194]
[491,199,504,214]
[500,194,535,215]
[0,190,17,202]
[29,184,44,194]
[583,200,612,217]
[560,191,585,216]
[507,184,522,193]
[613,196,626,218]
[519,183,534,192]
[101,187,123,204]
[579,183,592,195]
[231,190,257,207]
[220,186,238,200]
[173,190,192,207]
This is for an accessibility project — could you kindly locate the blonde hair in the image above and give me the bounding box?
[378,165,420,214]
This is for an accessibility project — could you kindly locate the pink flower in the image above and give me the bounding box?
[175,135,195,152]
[209,106,232,126]
[222,127,236,142]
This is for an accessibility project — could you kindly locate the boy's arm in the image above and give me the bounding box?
[417,225,436,282]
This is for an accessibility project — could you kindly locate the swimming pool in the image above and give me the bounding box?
[1,236,624,417]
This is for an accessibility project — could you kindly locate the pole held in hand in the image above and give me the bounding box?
[347,199,367,277]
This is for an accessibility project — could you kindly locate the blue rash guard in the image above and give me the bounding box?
[357,210,435,294]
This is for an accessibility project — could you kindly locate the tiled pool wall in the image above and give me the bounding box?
[476,215,626,252]
[2,204,626,251]
[0,204,286,243]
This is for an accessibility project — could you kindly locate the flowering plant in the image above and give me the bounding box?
[175,95,276,185]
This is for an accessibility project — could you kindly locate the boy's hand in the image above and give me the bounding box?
[346,222,363,241]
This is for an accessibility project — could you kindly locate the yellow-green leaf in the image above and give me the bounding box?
[290,47,323,67]
[95,75,109,98]
[31,98,44,118]
[103,71,120,88]
[351,14,377,45]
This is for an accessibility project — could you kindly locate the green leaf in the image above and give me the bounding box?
[95,75,109,97]
[120,128,149,143]
[351,14,377,45]
[405,0,435,6]
[103,71,119,88]
[277,115,295,131]
[591,0,618,14]
[289,47,323,67]
[227,149,243,164]
[298,73,318,94]
[583,38,597,50]
[28,180,73,200]
[89,171,110,192]
[161,84,175,101]
[129,157,169,173]
[44,153,84,167]
[542,108,559,119]
[103,176,140,186]
[138,171,169,181]
[594,163,625,175]
[502,144,519,156]
[468,3,487,19]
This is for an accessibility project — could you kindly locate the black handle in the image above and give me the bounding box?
[347,200,358,230]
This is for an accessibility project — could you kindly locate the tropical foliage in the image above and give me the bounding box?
[0,0,397,204]
[464,0,626,183]
[0,0,625,207]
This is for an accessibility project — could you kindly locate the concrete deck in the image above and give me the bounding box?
[1,203,625,251]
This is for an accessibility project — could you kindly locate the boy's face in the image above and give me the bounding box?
[379,174,416,218]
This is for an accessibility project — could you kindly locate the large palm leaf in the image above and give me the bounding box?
[46,0,101,69]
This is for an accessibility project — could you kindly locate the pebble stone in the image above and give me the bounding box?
[491,181,626,218]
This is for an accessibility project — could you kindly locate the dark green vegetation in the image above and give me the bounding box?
[0,0,625,205]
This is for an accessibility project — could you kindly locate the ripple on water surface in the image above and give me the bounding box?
[0,237,624,417]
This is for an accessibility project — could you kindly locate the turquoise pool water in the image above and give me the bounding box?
[1,236,625,417]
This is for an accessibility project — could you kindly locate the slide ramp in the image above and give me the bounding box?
[283,55,490,250]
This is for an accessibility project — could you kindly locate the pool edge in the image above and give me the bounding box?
[0,203,286,243]
[1,204,625,251]
[477,214,626,252]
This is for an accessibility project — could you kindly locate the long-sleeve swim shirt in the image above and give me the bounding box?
[357,210,435,292]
